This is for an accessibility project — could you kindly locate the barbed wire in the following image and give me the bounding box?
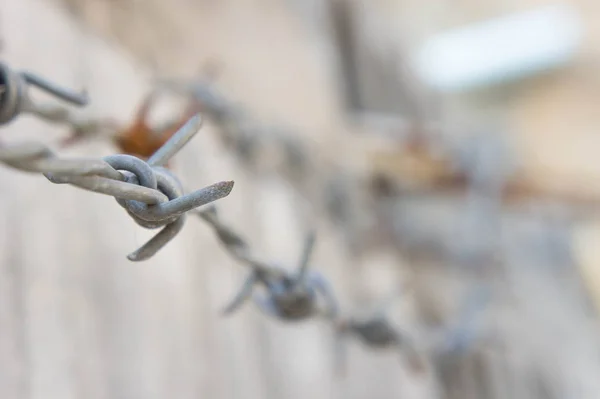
[153,77,375,254]
[0,60,493,380]
[0,62,234,261]
[138,77,503,379]
[153,76,600,266]
[333,281,493,377]
[0,61,88,125]
[192,203,491,377]
[0,61,120,137]
[195,205,339,321]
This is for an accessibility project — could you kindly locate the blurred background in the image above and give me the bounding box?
[3,0,600,398]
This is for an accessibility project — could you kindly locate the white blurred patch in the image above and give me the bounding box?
[412,4,582,92]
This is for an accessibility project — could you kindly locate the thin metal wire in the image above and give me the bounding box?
[147,114,202,167]
[21,70,89,106]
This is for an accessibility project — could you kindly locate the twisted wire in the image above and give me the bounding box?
[156,76,600,269]
[0,119,233,260]
[0,65,234,261]
[167,80,492,364]
[194,201,490,376]
[194,204,339,320]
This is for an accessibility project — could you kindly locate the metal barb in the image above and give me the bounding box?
[296,229,316,281]
[0,62,88,126]
[147,114,202,167]
[91,119,235,260]
[0,76,234,261]
[21,70,89,106]
[125,167,187,261]
[194,208,338,322]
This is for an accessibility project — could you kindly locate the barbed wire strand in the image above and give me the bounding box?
[154,77,600,263]
[192,202,492,381]
[146,76,497,375]
[194,205,339,322]
[0,61,494,380]
[0,62,234,261]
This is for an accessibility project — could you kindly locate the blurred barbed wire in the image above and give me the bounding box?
[333,281,493,377]
[151,75,598,268]
[196,205,339,321]
[141,74,596,398]
[193,204,492,379]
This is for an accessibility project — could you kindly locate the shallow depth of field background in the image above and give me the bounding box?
[2,0,600,398]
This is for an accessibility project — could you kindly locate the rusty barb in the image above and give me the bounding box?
[0,81,234,261]
[195,205,338,322]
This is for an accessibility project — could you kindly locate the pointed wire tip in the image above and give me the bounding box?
[187,113,203,129]
[126,252,147,262]
[213,180,235,197]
